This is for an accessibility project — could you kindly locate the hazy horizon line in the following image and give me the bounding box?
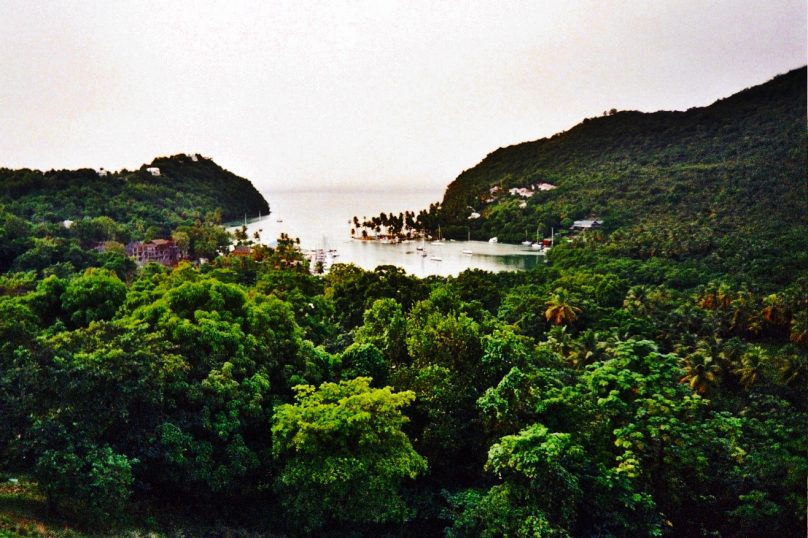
[262,186,444,194]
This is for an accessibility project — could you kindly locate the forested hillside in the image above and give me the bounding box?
[435,67,806,285]
[0,154,267,281]
[0,154,269,234]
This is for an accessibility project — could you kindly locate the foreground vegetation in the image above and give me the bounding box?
[0,235,804,536]
[0,69,805,536]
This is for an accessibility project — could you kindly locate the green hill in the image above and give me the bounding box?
[0,154,269,231]
[436,67,807,282]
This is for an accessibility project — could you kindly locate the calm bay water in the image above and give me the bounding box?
[233,188,543,277]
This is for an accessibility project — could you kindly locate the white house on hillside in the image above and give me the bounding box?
[509,187,535,198]
[571,219,603,230]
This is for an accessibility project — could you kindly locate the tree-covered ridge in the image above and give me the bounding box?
[0,154,269,234]
[435,67,806,281]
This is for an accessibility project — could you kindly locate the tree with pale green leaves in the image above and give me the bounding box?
[272,377,426,533]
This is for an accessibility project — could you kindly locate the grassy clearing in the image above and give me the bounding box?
[0,478,281,538]
[0,478,88,537]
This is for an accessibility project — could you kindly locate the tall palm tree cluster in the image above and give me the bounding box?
[351,204,442,240]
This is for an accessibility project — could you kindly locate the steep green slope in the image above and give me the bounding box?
[0,154,269,231]
[438,68,806,280]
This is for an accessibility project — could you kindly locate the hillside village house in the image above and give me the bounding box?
[231,245,252,257]
[509,187,534,198]
[571,219,603,231]
[509,183,557,198]
[146,167,161,176]
[126,239,183,266]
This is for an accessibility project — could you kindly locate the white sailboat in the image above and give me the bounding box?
[432,225,444,243]
[463,227,473,254]
[521,229,532,246]
[531,225,542,249]
[532,226,554,251]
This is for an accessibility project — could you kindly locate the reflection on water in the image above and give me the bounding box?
[322,239,543,278]
[230,189,544,277]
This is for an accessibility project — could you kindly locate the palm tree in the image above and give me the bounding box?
[545,289,582,326]
[623,285,652,317]
[716,337,745,381]
[567,329,611,369]
[789,309,808,344]
[697,281,733,310]
[233,225,248,243]
[761,293,785,325]
[729,289,761,336]
[780,353,806,387]
[733,345,768,389]
[680,346,721,394]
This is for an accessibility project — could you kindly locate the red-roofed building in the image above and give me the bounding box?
[126,239,182,266]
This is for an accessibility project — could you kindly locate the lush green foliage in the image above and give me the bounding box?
[0,70,805,536]
[272,377,426,532]
[0,248,804,535]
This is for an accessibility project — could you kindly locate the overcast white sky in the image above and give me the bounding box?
[0,0,805,191]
